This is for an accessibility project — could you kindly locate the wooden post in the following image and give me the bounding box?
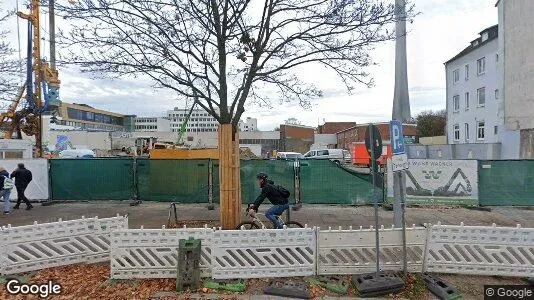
[218,124,242,229]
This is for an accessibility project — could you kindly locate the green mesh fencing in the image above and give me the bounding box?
[136,159,209,202]
[299,159,374,204]
[50,158,134,200]
[212,159,296,204]
[478,160,534,206]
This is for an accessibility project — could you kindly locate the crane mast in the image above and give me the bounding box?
[0,0,61,157]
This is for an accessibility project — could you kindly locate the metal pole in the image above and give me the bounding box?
[400,171,407,275]
[392,0,410,228]
[369,124,380,276]
[49,0,56,69]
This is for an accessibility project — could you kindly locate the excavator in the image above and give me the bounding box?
[0,0,60,157]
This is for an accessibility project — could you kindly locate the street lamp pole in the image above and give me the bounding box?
[392,0,411,228]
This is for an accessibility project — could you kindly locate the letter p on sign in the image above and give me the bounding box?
[390,120,405,155]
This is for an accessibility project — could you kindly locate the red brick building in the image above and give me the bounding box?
[279,124,315,153]
[336,123,417,149]
[317,122,356,134]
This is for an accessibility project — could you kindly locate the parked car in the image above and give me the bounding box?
[302,149,351,164]
[276,151,302,160]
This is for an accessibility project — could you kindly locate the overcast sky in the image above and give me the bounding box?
[1,0,497,131]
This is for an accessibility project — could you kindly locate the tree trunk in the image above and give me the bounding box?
[218,124,242,229]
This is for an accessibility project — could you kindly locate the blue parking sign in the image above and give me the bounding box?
[390,120,405,155]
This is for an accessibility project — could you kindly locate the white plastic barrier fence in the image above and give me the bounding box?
[110,227,214,279]
[424,222,534,277]
[211,227,317,279]
[0,215,127,275]
[0,159,49,201]
[317,225,427,275]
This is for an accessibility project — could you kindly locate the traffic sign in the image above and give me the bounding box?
[391,153,409,172]
[365,124,383,160]
[390,120,405,155]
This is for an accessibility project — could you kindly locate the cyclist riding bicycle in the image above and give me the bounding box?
[248,172,290,229]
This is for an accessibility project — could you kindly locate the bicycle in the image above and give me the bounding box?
[235,208,304,229]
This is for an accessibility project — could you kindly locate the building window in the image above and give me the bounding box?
[465,64,469,80]
[495,89,499,100]
[477,122,485,140]
[453,69,459,83]
[477,57,486,75]
[465,123,470,141]
[465,92,470,110]
[477,87,485,106]
[453,124,460,141]
[453,95,460,111]
[494,125,498,135]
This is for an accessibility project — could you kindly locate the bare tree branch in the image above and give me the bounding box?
[55,0,414,125]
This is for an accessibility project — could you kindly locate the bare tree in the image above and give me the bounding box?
[55,0,413,228]
[0,6,22,105]
[284,117,302,125]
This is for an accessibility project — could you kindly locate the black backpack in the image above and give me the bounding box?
[277,185,290,198]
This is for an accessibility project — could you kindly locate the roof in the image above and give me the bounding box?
[445,25,498,65]
[335,122,417,134]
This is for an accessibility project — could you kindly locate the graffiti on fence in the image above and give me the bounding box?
[387,159,478,206]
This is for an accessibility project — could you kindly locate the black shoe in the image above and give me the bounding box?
[25,206,33,210]
[3,211,9,215]
[13,205,19,209]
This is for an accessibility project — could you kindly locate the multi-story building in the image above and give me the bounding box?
[167,107,219,133]
[497,0,534,158]
[56,102,135,132]
[135,117,171,132]
[445,25,501,145]
[239,117,258,131]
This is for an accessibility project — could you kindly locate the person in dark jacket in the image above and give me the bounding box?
[0,167,12,214]
[10,163,33,210]
[249,172,289,229]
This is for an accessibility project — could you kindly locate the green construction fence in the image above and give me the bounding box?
[48,158,377,204]
[478,160,534,206]
[136,159,209,202]
[50,158,134,200]
[299,159,374,204]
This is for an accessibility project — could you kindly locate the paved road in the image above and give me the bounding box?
[1,201,533,229]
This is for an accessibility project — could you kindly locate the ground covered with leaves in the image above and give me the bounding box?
[0,263,527,299]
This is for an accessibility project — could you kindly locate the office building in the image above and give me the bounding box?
[135,117,171,132]
[167,107,219,133]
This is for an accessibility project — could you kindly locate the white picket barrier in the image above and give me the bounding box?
[0,215,128,275]
[316,225,427,275]
[211,227,316,279]
[109,227,214,279]
[424,222,534,277]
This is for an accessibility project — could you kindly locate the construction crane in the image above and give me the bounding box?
[0,0,61,157]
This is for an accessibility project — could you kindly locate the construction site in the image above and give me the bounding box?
[0,0,533,299]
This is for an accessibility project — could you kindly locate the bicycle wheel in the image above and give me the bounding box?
[235,221,261,230]
[284,221,304,228]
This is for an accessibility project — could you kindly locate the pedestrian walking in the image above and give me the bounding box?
[0,167,14,214]
[11,163,33,210]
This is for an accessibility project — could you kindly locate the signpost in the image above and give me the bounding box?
[365,124,382,277]
[389,120,408,275]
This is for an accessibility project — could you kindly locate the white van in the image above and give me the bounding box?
[302,149,351,164]
[276,152,302,160]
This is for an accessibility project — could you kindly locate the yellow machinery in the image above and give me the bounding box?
[0,0,61,157]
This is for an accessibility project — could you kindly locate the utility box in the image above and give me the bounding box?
[176,238,201,292]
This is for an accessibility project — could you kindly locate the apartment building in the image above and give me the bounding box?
[445,25,501,145]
